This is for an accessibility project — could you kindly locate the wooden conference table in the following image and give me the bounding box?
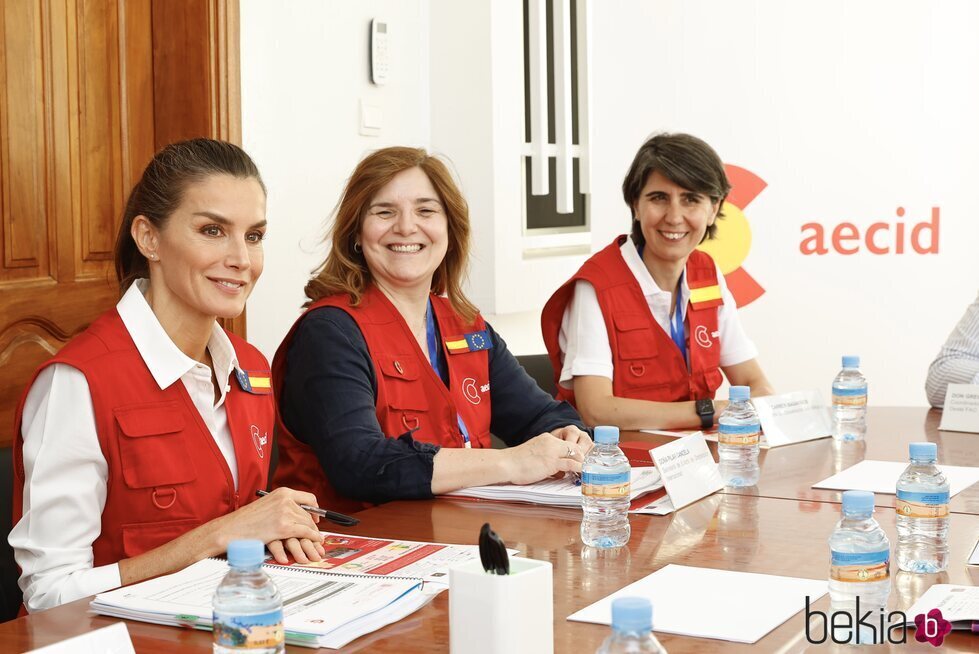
[2,407,978,653]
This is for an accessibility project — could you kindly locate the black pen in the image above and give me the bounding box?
[255,490,360,527]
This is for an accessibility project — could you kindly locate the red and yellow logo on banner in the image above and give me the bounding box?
[696,165,766,308]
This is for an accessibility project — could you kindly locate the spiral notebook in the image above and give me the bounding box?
[90,557,435,649]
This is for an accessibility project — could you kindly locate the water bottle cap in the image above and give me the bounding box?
[611,596,652,633]
[594,425,620,445]
[729,385,751,402]
[841,355,860,369]
[841,490,875,514]
[909,442,937,461]
[227,539,265,568]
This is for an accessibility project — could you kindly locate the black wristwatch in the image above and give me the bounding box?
[695,398,714,429]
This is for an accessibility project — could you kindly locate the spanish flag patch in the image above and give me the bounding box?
[688,283,723,310]
[444,330,493,355]
[235,369,272,395]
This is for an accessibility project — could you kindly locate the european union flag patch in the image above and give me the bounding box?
[235,369,272,395]
[444,330,493,355]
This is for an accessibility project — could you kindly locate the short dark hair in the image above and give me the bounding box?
[622,133,731,246]
[113,138,265,291]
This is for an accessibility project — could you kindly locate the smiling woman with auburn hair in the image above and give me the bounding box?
[272,146,589,511]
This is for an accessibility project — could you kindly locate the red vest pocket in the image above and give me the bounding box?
[121,517,202,558]
[612,312,659,360]
[114,402,197,489]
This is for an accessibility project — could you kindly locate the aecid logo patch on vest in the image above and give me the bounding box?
[462,378,489,405]
[694,325,720,349]
[251,424,268,459]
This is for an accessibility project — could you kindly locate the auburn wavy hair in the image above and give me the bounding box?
[304,147,478,323]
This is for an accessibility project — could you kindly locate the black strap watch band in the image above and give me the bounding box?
[695,398,714,429]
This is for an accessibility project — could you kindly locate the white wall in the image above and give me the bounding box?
[240,0,430,357]
[240,1,978,406]
[486,0,979,406]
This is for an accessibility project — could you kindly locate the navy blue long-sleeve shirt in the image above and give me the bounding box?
[279,307,586,504]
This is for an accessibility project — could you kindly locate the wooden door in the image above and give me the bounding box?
[0,0,241,448]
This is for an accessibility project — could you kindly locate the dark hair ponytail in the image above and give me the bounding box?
[113,138,265,291]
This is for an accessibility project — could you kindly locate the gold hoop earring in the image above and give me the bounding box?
[353,242,362,253]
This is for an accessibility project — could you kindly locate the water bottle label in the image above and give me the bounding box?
[718,422,761,446]
[830,549,889,583]
[213,608,284,649]
[832,385,867,406]
[581,471,631,499]
[896,490,950,518]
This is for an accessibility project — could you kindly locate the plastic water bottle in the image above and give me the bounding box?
[596,597,667,653]
[828,491,891,645]
[717,386,761,487]
[581,425,631,548]
[832,355,867,441]
[896,442,949,573]
[213,540,284,653]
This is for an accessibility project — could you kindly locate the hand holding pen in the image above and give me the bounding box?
[255,489,360,527]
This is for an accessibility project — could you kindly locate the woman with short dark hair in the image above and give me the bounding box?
[10,139,324,612]
[272,146,589,511]
[541,133,774,431]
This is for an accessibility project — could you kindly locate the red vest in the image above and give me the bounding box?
[12,310,273,567]
[272,285,493,513]
[541,236,724,405]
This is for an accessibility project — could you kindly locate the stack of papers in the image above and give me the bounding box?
[92,558,435,649]
[280,532,518,586]
[446,467,663,508]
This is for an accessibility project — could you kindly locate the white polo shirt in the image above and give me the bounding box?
[9,279,241,612]
[557,238,758,388]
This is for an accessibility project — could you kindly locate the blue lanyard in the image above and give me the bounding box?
[669,274,688,368]
[638,242,688,367]
[425,300,472,448]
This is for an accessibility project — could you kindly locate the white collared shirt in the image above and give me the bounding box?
[9,280,241,612]
[925,290,979,407]
[557,238,758,387]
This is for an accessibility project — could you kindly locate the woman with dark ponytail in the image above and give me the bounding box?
[9,139,325,613]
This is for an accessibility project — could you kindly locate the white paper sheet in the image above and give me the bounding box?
[812,460,979,497]
[27,623,135,654]
[969,540,979,566]
[568,564,827,644]
[904,585,979,625]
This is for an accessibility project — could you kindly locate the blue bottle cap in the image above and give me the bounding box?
[909,442,937,461]
[729,385,751,402]
[594,425,620,445]
[227,539,265,568]
[842,490,874,514]
[611,597,652,633]
[841,355,860,368]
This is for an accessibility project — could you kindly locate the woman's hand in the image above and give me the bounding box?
[502,432,586,485]
[212,487,324,561]
[549,425,593,455]
[267,537,326,565]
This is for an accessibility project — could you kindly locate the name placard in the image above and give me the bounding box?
[751,390,833,447]
[938,384,979,434]
[648,433,723,511]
